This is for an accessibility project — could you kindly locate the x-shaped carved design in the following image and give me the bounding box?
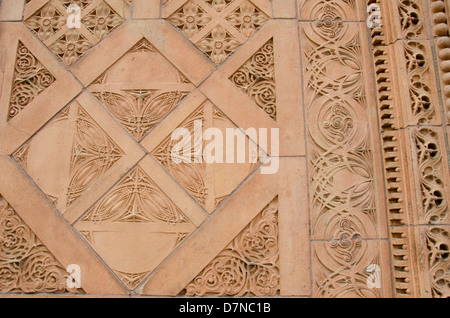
[165,0,271,64]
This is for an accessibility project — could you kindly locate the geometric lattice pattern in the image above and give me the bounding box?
[0,0,449,299]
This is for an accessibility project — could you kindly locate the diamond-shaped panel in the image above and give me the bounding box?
[8,41,56,120]
[89,38,195,142]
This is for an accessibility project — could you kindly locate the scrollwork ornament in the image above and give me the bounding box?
[185,197,279,297]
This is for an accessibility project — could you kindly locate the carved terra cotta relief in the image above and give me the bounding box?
[368,0,450,298]
[300,0,387,297]
[367,0,420,298]
[230,39,276,121]
[0,194,80,294]
[13,102,124,213]
[404,41,436,124]
[25,0,129,66]
[151,101,260,214]
[74,165,196,290]
[184,196,279,296]
[167,0,270,65]
[89,38,194,142]
[3,0,450,299]
[413,128,448,224]
[425,226,450,298]
[8,41,56,120]
[429,0,450,123]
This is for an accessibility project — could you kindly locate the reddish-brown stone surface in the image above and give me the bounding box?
[0,0,448,298]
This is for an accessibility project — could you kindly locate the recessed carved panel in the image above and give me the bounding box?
[0,194,80,294]
[12,99,125,214]
[300,3,389,296]
[67,106,124,207]
[413,128,449,224]
[425,226,450,298]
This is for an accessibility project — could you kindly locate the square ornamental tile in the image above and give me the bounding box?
[24,0,131,67]
[87,38,196,142]
[73,156,206,291]
[164,0,272,65]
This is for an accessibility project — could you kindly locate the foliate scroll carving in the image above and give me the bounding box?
[25,0,127,66]
[425,227,450,298]
[413,128,448,224]
[0,194,78,294]
[314,245,382,298]
[8,42,56,120]
[230,39,276,120]
[368,0,426,297]
[301,2,386,297]
[167,0,269,65]
[369,0,450,298]
[67,107,124,207]
[184,197,279,296]
[152,106,208,208]
[302,19,378,236]
[89,38,194,142]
